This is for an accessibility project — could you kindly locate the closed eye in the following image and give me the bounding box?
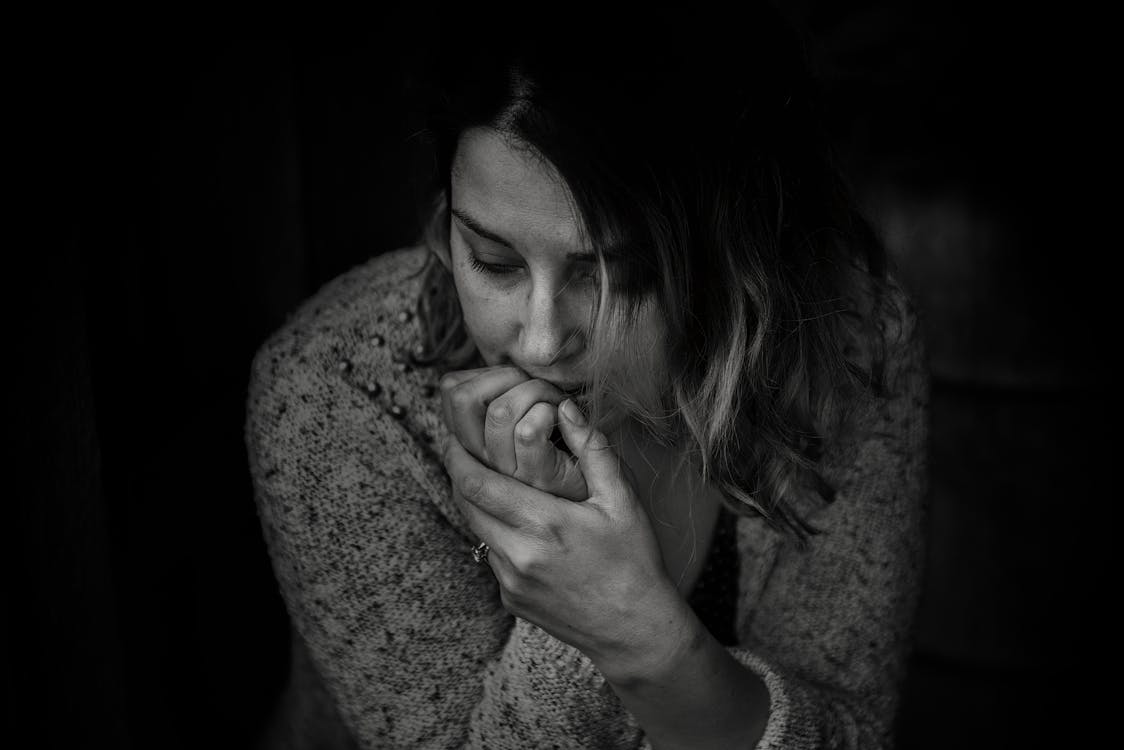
[467,251,600,285]
[468,252,521,276]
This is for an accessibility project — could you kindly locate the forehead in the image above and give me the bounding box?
[451,128,586,255]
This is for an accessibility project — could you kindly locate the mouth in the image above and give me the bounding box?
[527,374,586,396]
[515,367,587,398]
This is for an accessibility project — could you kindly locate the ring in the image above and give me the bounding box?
[471,541,490,564]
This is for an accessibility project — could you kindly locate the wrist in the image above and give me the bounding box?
[593,580,707,688]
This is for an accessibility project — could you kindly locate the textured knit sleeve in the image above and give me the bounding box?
[716,282,930,749]
[245,248,517,748]
[247,248,927,749]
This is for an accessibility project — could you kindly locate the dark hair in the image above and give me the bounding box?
[410,5,894,539]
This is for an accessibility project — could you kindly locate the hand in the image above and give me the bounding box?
[442,398,683,679]
[439,365,588,501]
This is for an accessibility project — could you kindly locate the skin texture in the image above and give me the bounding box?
[439,365,589,501]
[447,128,595,385]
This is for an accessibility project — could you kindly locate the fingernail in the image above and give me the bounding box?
[561,398,587,426]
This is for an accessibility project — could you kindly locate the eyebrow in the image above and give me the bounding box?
[451,207,600,262]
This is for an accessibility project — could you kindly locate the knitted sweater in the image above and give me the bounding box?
[245,245,929,749]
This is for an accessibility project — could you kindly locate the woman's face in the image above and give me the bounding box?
[448,128,599,392]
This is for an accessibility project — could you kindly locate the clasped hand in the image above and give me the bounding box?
[439,365,678,674]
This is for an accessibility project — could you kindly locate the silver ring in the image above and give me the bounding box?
[471,541,490,564]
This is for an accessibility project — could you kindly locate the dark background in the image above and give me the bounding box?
[12,5,1109,749]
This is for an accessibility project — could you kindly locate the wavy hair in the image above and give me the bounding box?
[408,5,895,539]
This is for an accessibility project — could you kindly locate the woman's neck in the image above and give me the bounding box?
[613,419,724,596]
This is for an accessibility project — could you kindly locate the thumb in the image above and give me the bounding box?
[558,398,629,501]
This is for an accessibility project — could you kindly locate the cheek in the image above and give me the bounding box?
[597,297,669,394]
[448,230,507,359]
[452,271,512,363]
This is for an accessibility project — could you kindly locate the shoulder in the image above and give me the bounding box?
[245,245,464,533]
[839,265,925,380]
[878,274,925,380]
[836,268,929,435]
[831,269,928,438]
[247,244,433,412]
[867,274,928,435]
[250,243,430,374]
[793,271,929,532]
[288,244,431,338]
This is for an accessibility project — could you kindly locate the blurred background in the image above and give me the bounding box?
[12,4,1109,748]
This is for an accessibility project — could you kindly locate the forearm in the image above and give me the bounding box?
[596,594,770,750]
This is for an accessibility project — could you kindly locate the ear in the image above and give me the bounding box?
[429,241,453,273]
[424,191,453,272]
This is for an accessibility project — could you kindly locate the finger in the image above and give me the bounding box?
[512,401,555,485]
[440,366,530,464]
[557,398,630,502]
[452,492,510,560]
[452,492,517,576]
[443,438,533,586]
[438,366,513,433]
[444,433,557,527]
[443,435,520,544]
[514,403,590,501]
[484,379,567,475]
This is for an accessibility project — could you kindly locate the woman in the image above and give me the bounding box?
[246,6,928,748]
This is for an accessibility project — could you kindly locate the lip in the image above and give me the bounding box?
[525,374,585,394]
[513,364,586,393]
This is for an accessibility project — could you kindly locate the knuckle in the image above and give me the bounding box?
[458,472,486,501]
[584,432,611,453]
[438,373,460,395]
[449,385,475,412]
[486,400,515,430]
[514,421,540,445]
[527,401,557,421]
[540,519,565,546]
[522,517,560,547]
[506,547,541,578]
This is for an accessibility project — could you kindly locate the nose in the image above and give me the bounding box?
[518,280,584,369]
